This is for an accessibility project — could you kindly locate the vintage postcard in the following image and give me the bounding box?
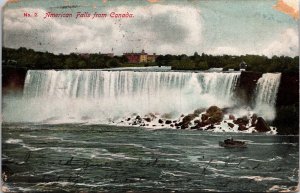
[1,0,299,192]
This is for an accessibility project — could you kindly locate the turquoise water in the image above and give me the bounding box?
[2,123,299,192]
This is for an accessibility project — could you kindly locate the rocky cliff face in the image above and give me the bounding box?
[2,66,27,95]
[276,72,299,107]
[234,71,262,106]
[235,71,299,135]
[235,71,299,107]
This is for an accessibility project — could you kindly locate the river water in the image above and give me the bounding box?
[2,123,299,192]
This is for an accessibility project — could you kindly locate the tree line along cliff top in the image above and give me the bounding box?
[2,47,299,73]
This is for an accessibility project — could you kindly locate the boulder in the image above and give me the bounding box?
[191,123,204,130]
[238,124,248,131]
[227,123,235,128]
[182,114,196,122]
[206,124,215,130]
[209,111,224,123]
[194,120,201,124]
[255,117,271,132]
[181,124,189,130]
[165,120,172,124]
[132,116,143,125]
[158,119,164,124]
[206,106,222,116]
[144,113,156,121]
[206,106,224,123]
[143,117,151,122]
[201,114,209,121]
[175,122,183,127]
[190,126,198,130]
[229,114,236,120]
[234,116,249,126]
[197,120,211,127]
[182,114,197,125]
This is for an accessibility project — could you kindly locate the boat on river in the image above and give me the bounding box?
[219,138,247,148]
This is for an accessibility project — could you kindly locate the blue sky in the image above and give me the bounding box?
[2,0,299,56]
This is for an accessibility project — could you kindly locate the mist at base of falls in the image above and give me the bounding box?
[2,69,281,124]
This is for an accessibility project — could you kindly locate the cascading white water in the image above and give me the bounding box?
[3,70,241,123]
[23,70,240,101]
[255,73,281,106]
[254,73,281,121]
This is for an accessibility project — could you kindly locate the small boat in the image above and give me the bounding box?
[219,138,247,148]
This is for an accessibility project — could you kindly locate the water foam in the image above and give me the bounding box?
[5,70,240,123]
[254,73,281,120]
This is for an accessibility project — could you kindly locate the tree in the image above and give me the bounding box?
[106,58,120,68]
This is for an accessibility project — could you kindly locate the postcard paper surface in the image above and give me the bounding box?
[1,0,299,192]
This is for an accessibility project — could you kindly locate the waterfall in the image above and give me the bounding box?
[254,73,281,120]
[4,70,240,123]
[24,70,240,102]
[255,73,281,106]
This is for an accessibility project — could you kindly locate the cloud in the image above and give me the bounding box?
[3,5,202,55]
[206,28,298,57]
[262,28,298,57]
[3,5,298,57]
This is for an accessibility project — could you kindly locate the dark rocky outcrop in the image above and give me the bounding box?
[165,120,172,124]
[229,114,236,120]
[227,123,234,128]
[180,113,198,130]
[238,124,248,131]
[197,120,211,127]
[132,116,142,125]
[143,113,156,122]
[201,114,209,121]
[235,71,262,104]
[234,116,249,126]
[276,73,299,107]
[2,66,27,95]
[194,120,201,124]
[144,118,151,122]
[255,117,271,132]
[206,124,215,130]
[206,106,224,124]
[182,114,197,124]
